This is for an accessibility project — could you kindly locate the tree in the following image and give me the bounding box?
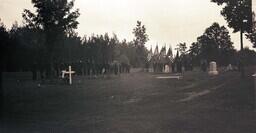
[0,20,10,71]
[197,23,234,65]
[62,32,82,64]
[204,22,234,65]
[239,47,256,66]
[22,0,80,77]
[211,0,252,76]
[189,42,201,66]
[175,43,185,70]
[189,42,200,57]
[246,12,256,48]
[175,42,187,56]
[0,19,9,117]
[133,21,149,47]
[9,24,46,70]
[132,21,149,67]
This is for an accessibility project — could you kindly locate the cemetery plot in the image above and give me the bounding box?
[1,71,255,133]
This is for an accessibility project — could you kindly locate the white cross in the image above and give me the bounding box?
[61,66,75,85]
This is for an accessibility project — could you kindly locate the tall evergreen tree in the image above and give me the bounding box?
[132,21,149,67]
[133,21,149,47]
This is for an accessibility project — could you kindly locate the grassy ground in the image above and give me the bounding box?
[1,70,256,133]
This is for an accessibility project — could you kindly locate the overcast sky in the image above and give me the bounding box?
[0,0,255,50]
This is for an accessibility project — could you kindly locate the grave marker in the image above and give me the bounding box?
[164,65,170,73]
[208,61,218,76]
[61,66,75,85]
[226,64,233,71]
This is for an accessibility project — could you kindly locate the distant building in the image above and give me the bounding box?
[147,45,173,73]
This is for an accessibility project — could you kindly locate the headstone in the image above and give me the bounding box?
[208,61,218,76]
[226,64,233,71]
[61,71,66,79]
[164,65,170,73]
[102,68,106,75]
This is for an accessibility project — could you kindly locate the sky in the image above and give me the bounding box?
[0,0,255,51]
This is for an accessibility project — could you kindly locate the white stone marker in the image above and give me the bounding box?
[164,65,170,73]
[208,61,218,76]
[61,66,75,85]
[226,64,233,71]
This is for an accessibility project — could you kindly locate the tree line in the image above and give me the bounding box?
[0,0,149,78]
[0,20,148,76]
[174,22,256,72]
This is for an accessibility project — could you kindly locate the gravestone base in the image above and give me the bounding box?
[148,68,154,73]
[208,71,219,76]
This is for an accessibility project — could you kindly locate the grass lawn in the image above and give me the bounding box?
[1,70,256,133]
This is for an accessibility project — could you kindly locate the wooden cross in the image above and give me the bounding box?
[61,66,75,85]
